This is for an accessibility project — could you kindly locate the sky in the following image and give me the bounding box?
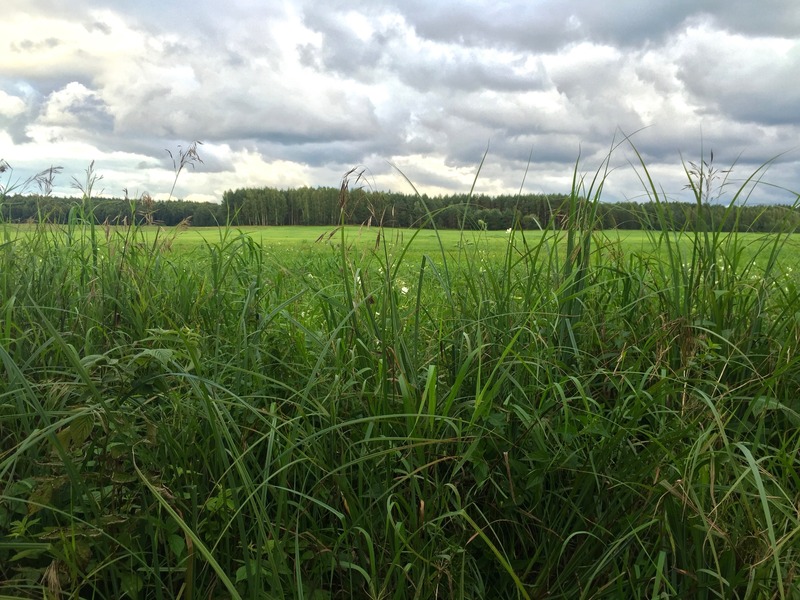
[2,0,800,204]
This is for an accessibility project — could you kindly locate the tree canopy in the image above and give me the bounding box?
[2,186,799,232]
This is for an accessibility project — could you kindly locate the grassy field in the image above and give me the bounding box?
[2,164,800,599]
[13,222,800,268]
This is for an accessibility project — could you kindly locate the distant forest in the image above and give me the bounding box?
[2,186,799,232]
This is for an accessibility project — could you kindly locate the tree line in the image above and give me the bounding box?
[2,186,799,232]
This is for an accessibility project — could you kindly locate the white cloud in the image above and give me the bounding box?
[0,91,26,118]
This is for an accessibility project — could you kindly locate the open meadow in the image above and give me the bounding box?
[2,183,800,598]
[6,0,800,595]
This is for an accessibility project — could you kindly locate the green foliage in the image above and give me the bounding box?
[4,165,800,232]
[1,146,799,599]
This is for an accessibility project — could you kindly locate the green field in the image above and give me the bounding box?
[2,201,800,598]
[16,222,800,265]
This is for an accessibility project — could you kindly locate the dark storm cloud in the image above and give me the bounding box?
[708,1,800,37]
[396,55,547,93]
[392,0,800,51]
[300,9,394,77]
[255,139,390,170]
[675,35,800,127]
[384,0,701,51]
[301,7,549,92]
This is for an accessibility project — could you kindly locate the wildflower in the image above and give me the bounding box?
[401,286,409,294]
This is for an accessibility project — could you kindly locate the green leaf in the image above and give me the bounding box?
[121,572,143,598]
[52,413,94,455]
[168,533,185,559]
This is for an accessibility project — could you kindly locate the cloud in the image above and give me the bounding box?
[383,0,703,51]
[0,91,27,118]
[1,1,799,205]
[37,82,113,134]
[674,26,800,126]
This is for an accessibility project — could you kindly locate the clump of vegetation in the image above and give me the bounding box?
[0,142,798,599]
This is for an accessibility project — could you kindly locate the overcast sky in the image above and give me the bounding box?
[2,1,800,204]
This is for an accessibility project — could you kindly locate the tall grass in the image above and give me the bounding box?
[1,146,798,599]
